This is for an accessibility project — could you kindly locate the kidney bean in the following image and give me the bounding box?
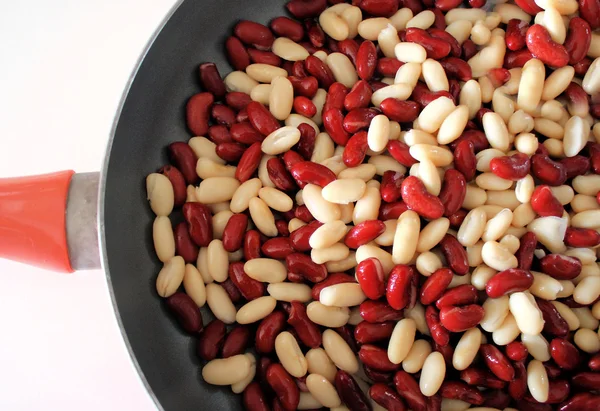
[220,326,250,358]
[168,142,198,185]
[338,39,359,66]
[247,102,281,136]
[531,154,567,186]
[379,99,421,123]
[488,153,530,181]
[165,292,203,335]
[451,130,489,153]
[405,28,451,60]
[386,265,415,311]
[344,221,385,250]
[343,107,379,133]
[369,383,407,411]
[504,361,526,400]
[217,141,246,162]
[485,269,534,298]
[287,301,321,348]
[380,171,404,203]
[526,24,569,67]
[241,231,261,262]
[375,58,402,78]
[486,68,511,89]
[448,209,467,229]
[354,321,395,345]
[437,57,472,82]
[434,0,461,12]
[226,92,252,111]
[535,299,568,338]
[222,278,244,304]
[505,19,529,51]
[460,39,477,60]
[294,205,314,223]
[266,363,299,411]
[234,21,274,50]
[290,96,316,119]
[236,108,250,123]
[439,305,484,332]
[420,269,452,305]
[174,222,199,263]
[335,370,371,411]
[275,220,289,237]
[512,232,536,271]
[589,354,600,371]
[359,344,401,372]
[439,381,483,405]
[558,392,598,411]
[579,0,600,29]
[505,341,529,362]
[573,58,592,78]
[363,367,393,385]
[243,382,270,411]
[439,234,468,276]
[307,21,326,48]
[379,201,409,220]
[412,83,455,107]
[288,77,318,100]
[433,341,454,368]
[549,338,581,371]
[304,56,335,90]
[270,16,304,42]
[504,48,534,69]
[436,169,467,217]
[480,344,515,382]
[512,0,542,13]
[393,371,427,411]
[401,176,444,220]
[286,253,327,283]
[322,83,348,114]
[286,0,327,18]
[356,258,386,300]
[531,186,564,218]
[343,80,372,112]
[450,141,476,183]
[290,161,336,188]
[479,389,510,409]
[234,142,261,183]
[539,254,582,280]
[225,36,251,70]
[289,221,321,252]
[564,227,600,248]
[342,131,369,168]
[460,367,506,389]
[589,143,600,173]
[384,142,416,170]
[208,125,233,145]
[560,156,591,180]
[182,203,212,247]
[334,325,359,355]
[264,159,295,192]
[359,0,399,15]
[426,305,451,346]
[291,61,307,78]
[360,300,404,323]
[248,49,282,67]
[311,274,355,303]
[255,311,286,354]
[436,285,478,308]
[229,261,264,301]
[197,64,226,102]
[355,40,378,82]
[158,165,186,207]
[259,237,292,259]
[323,108,351,146]
[572,372,600,390]
[197,319,226,360]
[211,104,235,127]
[561,17,593,66]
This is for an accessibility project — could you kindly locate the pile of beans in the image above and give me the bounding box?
[146,0,600,409]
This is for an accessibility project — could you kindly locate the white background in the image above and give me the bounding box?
[0,1,180,409]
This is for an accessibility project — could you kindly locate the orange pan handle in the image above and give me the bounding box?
[0,171,100,273]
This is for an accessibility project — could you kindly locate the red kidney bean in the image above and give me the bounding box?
[448,209,467,228]
[311,273,355,301]
[574,57,593,76]
[448,79,460,102]
[485,269,534,298]
[288,75,319,99]
[304,56,335,89]
[286,0,327,18]
[531,185,564,218]
[426,305,451,346]
[439,305,484,332]
[168,141,199,184]
[434,0,462,11]
[243,230,262,260]
[290,221,322,252]
[343,107,379,133]
[222,278,243,304]
[234,21,274,50]
[270,16,304,42]
[165,292,203,334]
[506,341,529,362]
[338,38,360,66]
[438,169,467,217]
[364,365,393,383]
[558,392,598,411]
[560,155,591,179]
[420,268,453,305]
[377,57,404,77]
[323,108,351,146]
[226,92,252,111]
[275,220,289,237]
[231,123,262,145]
[208,125,233,145]
[211,104,236,127]
[266,363,299,411]
[438,57,472,81]
[354,321,395,344]
[452,140,476,182]
[531,154,567,186]
[183,203,213,247]
[356,40,377,81]
[197,319,226,360]
[292,96,316,118]
[505,19,529,51]
[489,153,530,181]
[386,141,417,169]
[433,341,454,368]
[562,17,592,65]
[481,389,511,409]
[536,299,569,337]
[589,353,600,371]
[216,142,246,162]
[225,36,251,71]
[394,371,427,411]
[344,80,373,111]
[265,158,295,192]
[428,30,458,57]
[480,344,515,382]
[356,257,386,300]
[560,296,586,308]
[307,21,326,48]
[343,131,369,168]
[412,86,455,107]
[359,0,399,16]
[174,222,199,263]
[292,61,308,78]
[235,142,262,182]
[439,234,469,275]
[460,367,506,389]
[287,301,321,348]
[506,361,527,400]
[436,285,478,308]
[579,0,600,29]
[186,92,214,140]
[440,381,483,405]
[380,170,404,203]
[247,101,281,136]
[572,372,600,390]
[310,269,352,299]
[260,237,293,259]
[370,383,407,411]
[286,253,327,283]
[294,205,314,223]
[359,344,401,372]
[589,143,600,173]
[550,338,581,370]
[379,98,421,123]
[487,68,511,88]
[323,82,349,113]
[221,325,251,358]
[539,254,582,280]
[405,28,451,60]
[335,370,371,411]
[514,231,536,271]
[526,24,569,67]
[290,161,336,187]
[513,0,543,13]
[198,63,226,99]
[345,220,386,249]
[451,130,489,153]
[505,49,535,70]
[158,165,187,207]
[248,48,282,67]
[461,39,478,60]
[401,176,445,220]
[256,311,286,354]
[564,227,600,247]
[243,382,270,411]
[360,300,404,323]
[334,325,359,354]
[379,201,410,220]
[229,261,264,301]
[386,265,415,310]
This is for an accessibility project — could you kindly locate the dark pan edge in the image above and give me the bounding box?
[97,1,185,410]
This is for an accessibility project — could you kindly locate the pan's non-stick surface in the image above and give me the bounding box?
[102,1,286,409]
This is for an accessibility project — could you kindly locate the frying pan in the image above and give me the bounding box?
[0,0,292,409]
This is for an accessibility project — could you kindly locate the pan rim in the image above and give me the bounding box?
[98,1,185,409]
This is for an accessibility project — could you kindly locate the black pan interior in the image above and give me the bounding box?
[102,0,289,409]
